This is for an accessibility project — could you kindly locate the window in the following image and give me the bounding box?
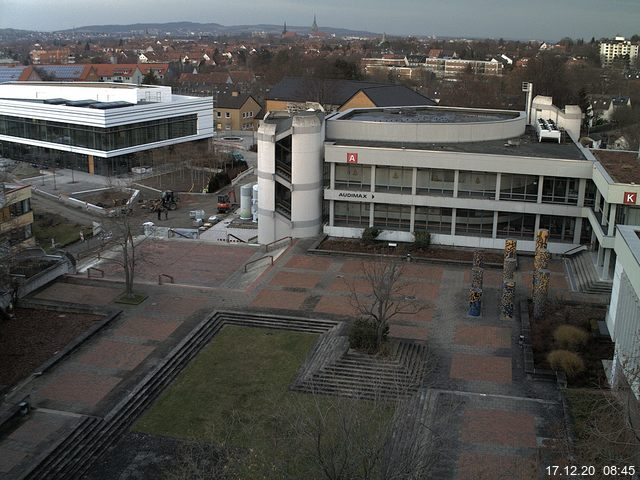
[414,206,452,234]
[539,215,575,243]
[496,212,536,239]
[499,174,538,202]
[455,209,494,237]
[542,177,578,205]
[373,203,411,231]
[225,112,230,118]
[334,201,370,227]
[334,164,371,191]
[216,111,221,118]
[375,167,412,193]
[457,171,497,199]
[416,168,454,196]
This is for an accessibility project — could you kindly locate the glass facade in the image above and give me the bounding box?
[373,203,411,231]
[375,166,412,193]
[0,114,197,152]
[416,168,454,196]
[542,177,579,205]
[414,206,452,234]
[455,209,494,237]
[457,171,497,199]
[539,215,575,242]
[334,201,370,226]
[335,164,371,191]
[496,212,536,239]
[499,174,538,202]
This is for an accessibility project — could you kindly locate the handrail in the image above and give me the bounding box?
[264,236,292,252]
[561,244,586,258]
[87,267,104,278]
[158,273,174,285]
[244,255,274,272]
[227,233,246,243]
[169,228,191,239]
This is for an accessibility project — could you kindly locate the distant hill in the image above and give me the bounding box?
[56,21,376,38]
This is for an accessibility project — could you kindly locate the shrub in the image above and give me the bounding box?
[553,325,589,350]
[361,227,380,245]
[348,318,387,353]
[413,230,431,249]
[207,171,231,193]
[547,350,585,378]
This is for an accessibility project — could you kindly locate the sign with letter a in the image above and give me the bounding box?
[624,192,637,205]
[346,152,358,164]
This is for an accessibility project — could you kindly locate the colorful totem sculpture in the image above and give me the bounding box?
[471,267,484,290]
[501,280,516,320]
[533,269,551,320]
[473,250,484,269]
[468,287,482,317]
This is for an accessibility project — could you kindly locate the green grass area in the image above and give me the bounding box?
[32,212,89,249]
[134,326,395,478]
[134,326,319,443]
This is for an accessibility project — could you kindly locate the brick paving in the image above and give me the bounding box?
[74,339,155,371]
[0,238,575,479]
[456,452,538,480]
[37,371,122,408]
[450,353,512,384]
[34,283,120,305]
[454,325,511,349]
[461,408,537,448]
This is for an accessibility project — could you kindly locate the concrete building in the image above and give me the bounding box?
[600,36,639,67]
[257,98,640,281]
[0,82,214,175]
[607,224,640,398]
[0,183,35,253]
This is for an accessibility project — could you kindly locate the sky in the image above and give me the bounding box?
[1,0,639,41]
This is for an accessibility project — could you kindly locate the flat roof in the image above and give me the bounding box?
[592,150,640,184]
[3,81,142,90]
[329,126,587,161]
[339,107,519,124]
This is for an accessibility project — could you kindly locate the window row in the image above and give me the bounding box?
[333,201,577,242]
[0,115,197,152]
[333,166,583,205]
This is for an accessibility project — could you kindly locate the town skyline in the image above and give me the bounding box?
[1,0,639,41]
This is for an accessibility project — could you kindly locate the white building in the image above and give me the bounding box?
[258,97,640,281]
[607,225,640,398]
[600,36,639,67]
[0,82,214,175]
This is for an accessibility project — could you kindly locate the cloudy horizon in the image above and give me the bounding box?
[1,0,639,41]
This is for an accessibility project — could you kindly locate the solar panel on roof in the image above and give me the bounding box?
[89,101,134,109]
[37,65,85,79]
[0,67,26,82]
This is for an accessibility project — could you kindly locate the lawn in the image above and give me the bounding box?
[32,211,89,249]
[134,325,395,478]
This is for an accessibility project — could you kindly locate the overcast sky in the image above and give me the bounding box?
[1,0,638,41]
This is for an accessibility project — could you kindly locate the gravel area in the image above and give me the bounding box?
[0,308,103,392]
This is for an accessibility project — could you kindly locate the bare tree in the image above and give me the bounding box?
[348,260,423,350]
[98,210,140,299]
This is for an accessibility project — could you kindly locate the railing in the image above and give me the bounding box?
[87,267,104,278]
[561,244,587,258]
[226,233,246,243]
[264,236,292,253]
[158,273,174,285]
[169,228,191,239]
[244,255,274,272]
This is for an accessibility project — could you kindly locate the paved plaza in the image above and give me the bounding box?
[0,236,571,479]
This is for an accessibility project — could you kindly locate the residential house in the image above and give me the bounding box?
[265,77,435,113]
[215,92,261,132]
[590,95,632,124]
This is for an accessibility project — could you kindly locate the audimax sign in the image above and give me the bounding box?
[335,191,375,200]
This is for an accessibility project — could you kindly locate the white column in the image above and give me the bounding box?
[608,204,617,236]
[453,170,459,197]
[494,173,501,201]
[537,175,544,203]
[577,178,586,207]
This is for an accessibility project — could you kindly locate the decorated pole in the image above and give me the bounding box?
[503,257,517,282]
[504,238,517,260]
[533,269,551,320]
[471,267,484,290]
[501,280,516,320]
[473,250,484,269]
[468,287,482,317]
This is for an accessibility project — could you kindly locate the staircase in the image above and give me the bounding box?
[292,340,430,400]
[565,251,612,295]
